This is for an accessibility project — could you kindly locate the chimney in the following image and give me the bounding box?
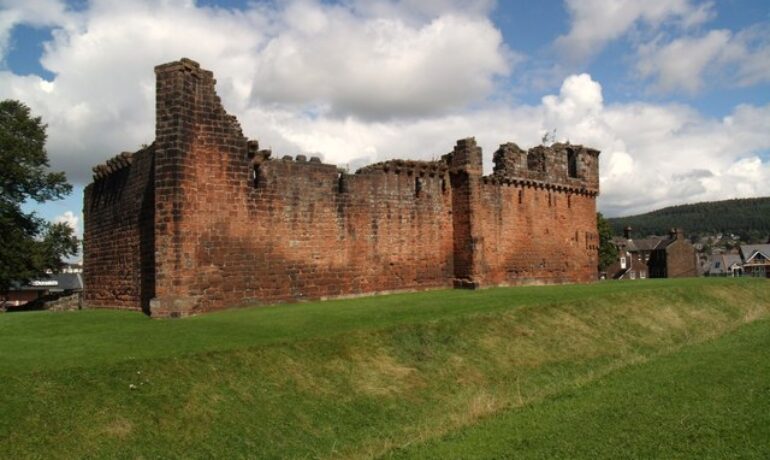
[669,228,684,240]
[623,226,632,239]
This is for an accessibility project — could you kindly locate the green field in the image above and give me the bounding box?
[1,278,768,458]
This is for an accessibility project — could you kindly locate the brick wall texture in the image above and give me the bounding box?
[83,59,601,317]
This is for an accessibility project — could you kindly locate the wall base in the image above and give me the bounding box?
[149,296,201,318]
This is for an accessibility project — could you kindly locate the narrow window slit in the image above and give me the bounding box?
[252,164,262,188]
[337,172,348,193]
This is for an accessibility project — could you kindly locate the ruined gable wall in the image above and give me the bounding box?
[151,59,250,315]
[149,60,454,316]
[83,147,155,311]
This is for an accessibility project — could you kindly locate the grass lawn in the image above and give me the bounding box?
[0,278,768,458]
[391,316,770,459]
[0,278,689,374]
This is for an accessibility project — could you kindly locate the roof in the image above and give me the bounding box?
[655,232,690,250]
[740,244,770,263]
[707,254,743,275]
[12,273,83,292]
[619,237,664,252]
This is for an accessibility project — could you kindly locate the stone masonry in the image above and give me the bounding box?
[83,58,601,317]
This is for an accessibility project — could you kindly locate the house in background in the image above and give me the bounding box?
[739,243,770,278]
[608,227,698,279]
[706,253,744,277]
[616,227,664,259]
[605,247,649,280]
[648,228,699,278]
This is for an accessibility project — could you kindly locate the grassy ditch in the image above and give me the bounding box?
[391,317,770,458]
[0,278,768,458]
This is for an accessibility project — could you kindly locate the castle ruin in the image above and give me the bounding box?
[83,58,600,317]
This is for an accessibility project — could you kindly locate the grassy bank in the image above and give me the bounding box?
[0,278,768,458]
[392,317,770,458]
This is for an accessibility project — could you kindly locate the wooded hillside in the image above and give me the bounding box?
[607,197,770,242]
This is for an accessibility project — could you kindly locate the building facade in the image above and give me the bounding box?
[739,244,770,278]
[83,59,601,316]
[648,229,699,278]
[608,227,698,279]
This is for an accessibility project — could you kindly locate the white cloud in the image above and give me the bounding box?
[554,0,712,63]
[346,0,497,21]
[554,0,770,94]
[637,29,730,93]
[0,0,76,60]
[542,74,603,121]
[0,0,512,183]
[0,0,768,219]
[240,74,770,217]
[719,24,770,87]
[249,9,510,118]
[636,26,770,93]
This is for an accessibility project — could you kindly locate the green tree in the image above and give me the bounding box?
[0,100,78,303]
[597,212,618,271]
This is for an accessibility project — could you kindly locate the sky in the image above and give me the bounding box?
[2,0,769,250]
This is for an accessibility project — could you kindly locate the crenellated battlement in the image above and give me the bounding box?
[492,142,599,192]
[84,58,601,317]
[480,175,598,196]
[91,150,138,181]
[356,159,449,176]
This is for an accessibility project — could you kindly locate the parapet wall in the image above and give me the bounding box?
[83,58,600,316]
[83,146,155,312]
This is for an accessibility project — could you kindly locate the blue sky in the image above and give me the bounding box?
[2,0,769,252]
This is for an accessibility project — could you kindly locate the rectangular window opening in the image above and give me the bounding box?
[567,150,578,178]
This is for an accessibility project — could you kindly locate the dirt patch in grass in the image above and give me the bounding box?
[102,418,133,439]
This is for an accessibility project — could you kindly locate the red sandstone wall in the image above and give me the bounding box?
[148,60,454,315]
[83,147,155,311]
[475,181,598,285]
[177,159,455,312]
[83,58,601,317]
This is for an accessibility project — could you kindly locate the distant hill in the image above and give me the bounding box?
[607,197,770,242]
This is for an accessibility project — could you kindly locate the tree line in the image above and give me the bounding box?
[607,198,770,243]
[1,100,78,300]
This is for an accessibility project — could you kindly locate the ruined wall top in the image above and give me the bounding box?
[88,59,600,196]
[491,141,600,194]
